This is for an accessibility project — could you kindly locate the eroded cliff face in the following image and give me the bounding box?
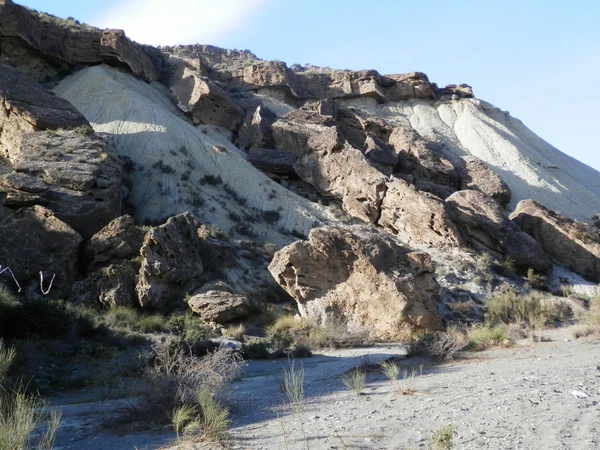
[1,0,599,337]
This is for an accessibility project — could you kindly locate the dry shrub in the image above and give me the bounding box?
[267,315,370,354]
[406,328,467,360]
[127,338,242,433]
[466,324,514,350]
[486,288,572,327]
[572,295,600,338]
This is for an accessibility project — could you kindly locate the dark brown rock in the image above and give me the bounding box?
[0,205,82,296]
[510,200,600,281]
[248,148,299,174]
[136,212,206,308]
[0,1,158,82]
[455,156,511,207]
[188,282,250,323]
[447,191,551,273]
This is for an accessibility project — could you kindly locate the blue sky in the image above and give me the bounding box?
[18,0,600,170]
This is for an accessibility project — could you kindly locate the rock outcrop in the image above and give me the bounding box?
[136,212,206,309]
[188,282,250,323]
[169,57,244,130]
[0,63,88,156]
[455,156,511,207]
[0,64,122,238]
[446,191,551,273]
[0,0,158,82]
[268,226,441,340]
[510,200,600,281]
[1,130,122,238]
[71,215,145,308]
[0,205,81,296]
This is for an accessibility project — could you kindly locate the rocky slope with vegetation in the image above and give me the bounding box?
[0,0,599,448]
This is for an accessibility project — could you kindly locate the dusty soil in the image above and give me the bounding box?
[52,327,599,450]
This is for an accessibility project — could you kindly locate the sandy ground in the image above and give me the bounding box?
[52,328,599,450]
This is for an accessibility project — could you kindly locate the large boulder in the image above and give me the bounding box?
[237,106,277,150]
[83,215,145,271]
[70,215,145,308]
[382,72,434,101]
[0,63,88,156]
[379,179,464,248]
[446,191,551,273]
[454,156,511,207]
[389,124,459,192]
[1,130,122,238]
[136,212,206,309]
[71,261,138,308]
[0,0,158,82]
[248,148,299,174]
[0,205,82,296]
[510,200,600,281]
[268,226,442,340]
[188,282,250,324]
[169,58,244,131]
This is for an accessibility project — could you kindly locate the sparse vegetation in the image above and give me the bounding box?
[430,424,456,450]
[128,340,241,442]
[466,324,513,350]
[266,315,369,355]
[341,367,366,396]
[572,295,600,338]
[380,360,399,385]
[0,339,61,450]
[485,288,571,328]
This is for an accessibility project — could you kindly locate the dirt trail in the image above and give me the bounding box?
[52,329,599,449]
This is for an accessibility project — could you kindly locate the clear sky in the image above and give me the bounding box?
[17,0,600,171]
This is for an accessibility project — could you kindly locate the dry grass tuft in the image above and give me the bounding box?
[431,424,457,450]
[486,288,571,327]
[341,368,366,396]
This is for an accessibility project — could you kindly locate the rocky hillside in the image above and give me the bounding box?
[1,0,599,336]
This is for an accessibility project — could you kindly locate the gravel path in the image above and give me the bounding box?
[52,328,599,449]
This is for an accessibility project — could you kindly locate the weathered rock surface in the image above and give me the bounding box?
[71,261,138,308]
[379,179,464,248]
[136,212,206,309]
[1,130,122,238]
[169,58,244,130]
[238,106,276,150]
[268,226,441,340]
[455,156,511,207]
[382,72,434,101]
[188,282,250,323]
[0,63,88,156]
[510,200,600,281]
[389,124,459,191]
[83,215,145,270]
[446,191,551,273]
[248,148,299,174]
[0,205,81,296]
[0,0,158,82]
[71,215,145,307]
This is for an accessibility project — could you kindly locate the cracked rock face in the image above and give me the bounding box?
[0,1,158,82]
[446,190,551,273]
[268,226,442,340]
[511,200,600,282]
[0,64,122,238]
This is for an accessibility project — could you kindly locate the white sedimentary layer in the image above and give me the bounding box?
[345,97,600,222]
[55,65,328,240]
